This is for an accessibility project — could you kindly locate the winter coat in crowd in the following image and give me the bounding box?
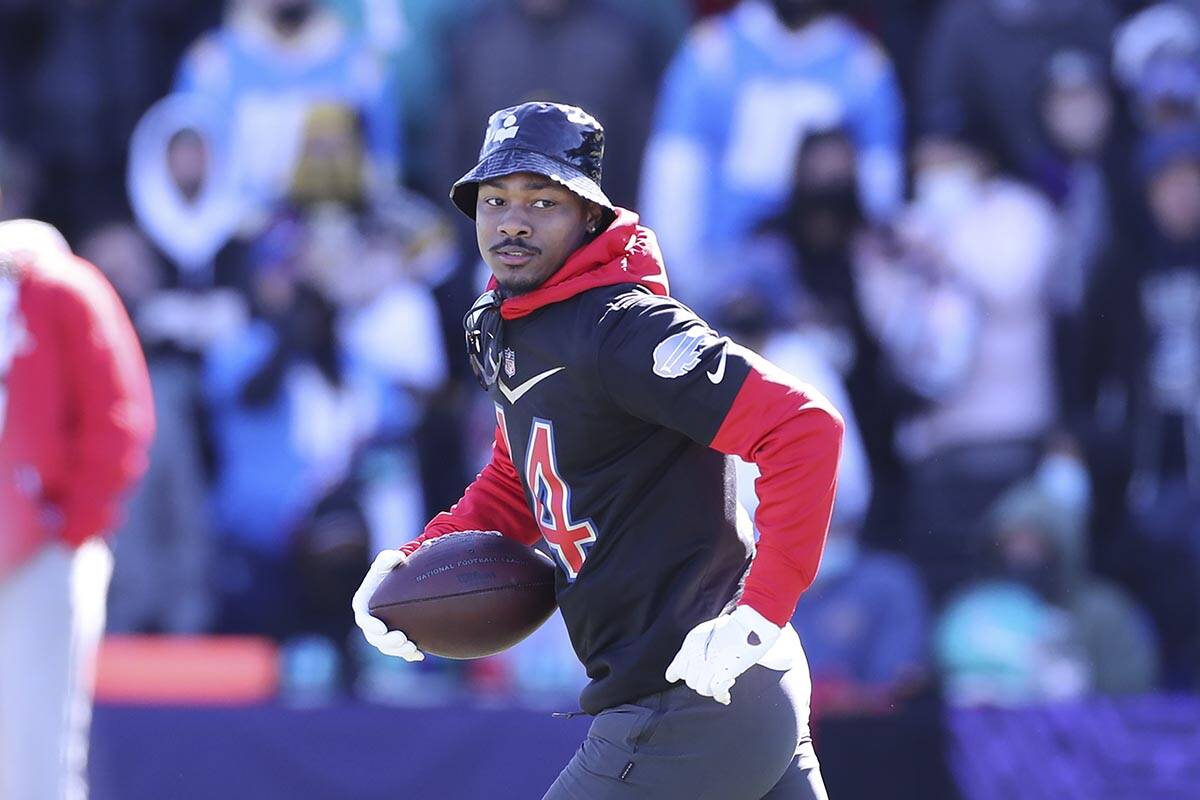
[919,0,1118,175]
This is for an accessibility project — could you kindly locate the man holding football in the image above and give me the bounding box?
[354,102,841,799]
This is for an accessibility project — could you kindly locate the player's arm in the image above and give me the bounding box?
[597,295,843,622]
[50,258,155,547]
[403,424,541,555]
[709,356,844,624]
[352,424,540,660]
[596,294,843,702]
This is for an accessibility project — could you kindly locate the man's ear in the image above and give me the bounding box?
[586,203,604,234]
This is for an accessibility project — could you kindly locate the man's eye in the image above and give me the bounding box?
[532,199,556,209]
[483,197,504,207]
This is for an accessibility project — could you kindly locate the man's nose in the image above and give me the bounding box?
[497,208,532,240]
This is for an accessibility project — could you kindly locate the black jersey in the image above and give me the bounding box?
[409,211,843,715]
[490,283,755,712]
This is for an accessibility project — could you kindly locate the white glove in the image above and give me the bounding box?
[351,549,425,661]
[664,605,781,705]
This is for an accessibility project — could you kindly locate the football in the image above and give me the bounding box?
[368,530,558,659]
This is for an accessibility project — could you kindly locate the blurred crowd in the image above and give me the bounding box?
[2,0,1198,711]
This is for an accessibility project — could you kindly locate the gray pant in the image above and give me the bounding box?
[543,665,828,800]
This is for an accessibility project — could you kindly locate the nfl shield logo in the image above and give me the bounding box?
[502,348,516,378]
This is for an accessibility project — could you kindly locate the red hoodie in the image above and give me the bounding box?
[408,209,842,626]
[491,208,671,319]
[0,241,155,577]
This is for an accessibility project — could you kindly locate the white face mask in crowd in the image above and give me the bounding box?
[914,163,982,220]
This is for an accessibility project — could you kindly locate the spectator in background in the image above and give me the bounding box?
[726,127,910,534]
[0,220,154,800]
[434,0,659,214]
[287,103,372,211]
[306,197,453,393]
[854,131,1060,601]
[175,0,401,217]
[333,0,692,195]
[1033,51,1134,476]
[701,128,867,325]
[641,0,904,304]
[936,477,1159,706]
[1037,51,1120,323]
[1082,127,1200,689]
[203,275,391,637]
[201,97,445,633]
[1113,3,1200,133]
[128,93,246,288]
[279,102,453,542]
[265,194,451,682]
[936,581,1089,707]
[918,0,1117,178]
[303,199,451,548]
[326,0,487,195]
[78,222,218,636]
[1030,50,1152,596]
[995,481,1158,694]
[125,86,263,435]
[0,0,219,239]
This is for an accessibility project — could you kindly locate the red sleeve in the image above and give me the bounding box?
[56,257,155,546]
[401,426,540,556]
[710,360,844,626]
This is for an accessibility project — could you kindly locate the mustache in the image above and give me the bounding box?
[489,238,542,255]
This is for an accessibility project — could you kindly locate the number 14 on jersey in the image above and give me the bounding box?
[497,408,597,580]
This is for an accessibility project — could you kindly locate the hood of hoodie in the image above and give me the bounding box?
[491,208,670,320]
[128,94,243,278]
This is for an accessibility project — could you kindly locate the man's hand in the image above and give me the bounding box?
[352,550,425,661]
[665,605,781,705]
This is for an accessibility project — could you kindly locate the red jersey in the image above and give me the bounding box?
[0,225,154,576]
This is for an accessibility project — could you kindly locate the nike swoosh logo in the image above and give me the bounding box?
[707,343,728,384]
[499,366,565,404]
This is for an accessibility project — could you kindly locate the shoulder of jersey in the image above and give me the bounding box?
[593,285,688,327]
